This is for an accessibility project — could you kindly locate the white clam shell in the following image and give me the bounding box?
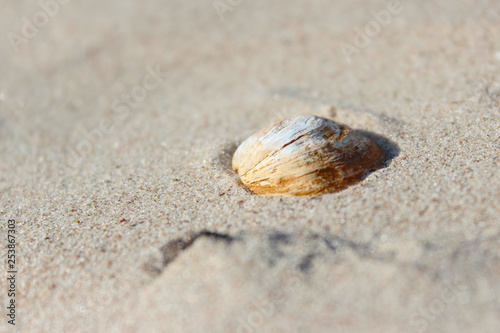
[232,115,386,196]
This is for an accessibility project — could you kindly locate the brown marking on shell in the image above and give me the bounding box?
[232,115,387,196]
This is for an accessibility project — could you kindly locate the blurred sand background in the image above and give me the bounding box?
[0,0,499,332]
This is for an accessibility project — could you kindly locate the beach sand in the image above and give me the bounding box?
[1,0,499,332]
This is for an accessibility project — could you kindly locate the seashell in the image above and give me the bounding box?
[232,115,386,196]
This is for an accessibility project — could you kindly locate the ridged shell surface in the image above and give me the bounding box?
[232,115,386,196]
